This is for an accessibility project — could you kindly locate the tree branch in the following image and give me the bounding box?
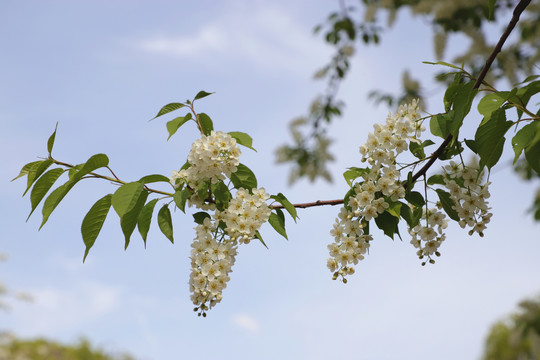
[405,0,531,189]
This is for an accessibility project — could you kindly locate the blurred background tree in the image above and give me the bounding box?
[482,294,540,360]
[277,0,540,185]
[0,334,136,360]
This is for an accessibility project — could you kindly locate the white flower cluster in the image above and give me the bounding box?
[219,188,271,244]
[327,207,373,282]
[189,187,270,316]
[170,131,241,189]
[189,218,237,316]
[409,208,448,265]
[328,100,425,281]
[443,161,492,236]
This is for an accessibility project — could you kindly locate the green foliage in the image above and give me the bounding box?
[230,163,257,190]
[198,113,213,136]
[270,193,298,222]
[374,209,400,239]
[268,209,287,240]
[166,113,192,140]
[82,194,112,262]
[228,131,256,151]
[152,103,185,119]
[157,204,174,243]
[47,123,58,155]
[27,168,65,220]
[0,334,136,360]
[137,198,159,246]
[173,188,190,213]
[193,90,214,101]
[475,108,513,170]
[435,189,460,222]
[343,167,370,187]
[482,294,540,360]
[192,211,210,225]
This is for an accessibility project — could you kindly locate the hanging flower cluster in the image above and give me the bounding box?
[189,186,271,316]
[328,98,496,280]
[409,208,448,265]
[442,161,492,236]
[167,125,274,316]
[328,100,425,281]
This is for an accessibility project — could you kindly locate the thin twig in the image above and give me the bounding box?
[271,199,344,210]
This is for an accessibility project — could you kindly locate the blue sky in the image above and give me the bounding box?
[1,1,540,359]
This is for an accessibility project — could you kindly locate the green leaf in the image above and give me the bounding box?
[254,230,268,249]
[515,75,540,85]
[158,204,174,243]
[119,190,149,249]
[427,174,445,186]
[525,135,540,174]
[409,142,425,159]
[374,210,399,239]
[448,81,477,140]
[24,159,53,196]
[512,122,538,164]
[112,182,145,218]
[193,211,210,225]
[270,193,298,222]
[40,151,107,227]
[268,210,287,240]
[173,188,191,213]
[47,123,58,155]
[386,201,402,218]
[198,113,214,136]
[478,91,512,118]
[27,168,65,220]
[12,161,42,181]
[430,113,450,139]
[197,182,209,200]
[166,113,192,140]
[400,202,421,229]
[405,191,425,207]
[78,154,109,176]
[228,131,256,151]
[435,189,460,222]
[67,154,109,183]
[212,181,232,211]
[152,103,185,119]
[137,198,159,246]
[230,163,257,190]
[343,167,369,187]
[81,194,112,262]
[40,181,76,229]
[464,139,478,154]
[474,108,513,170]
[193,90,214,101]
[138,174,171,184]
[514,81,540,120]
[422,61,464,71]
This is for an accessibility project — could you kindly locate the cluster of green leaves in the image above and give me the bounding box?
[0,334,135,360]
[482,294,540,360]
[16,91,298,262]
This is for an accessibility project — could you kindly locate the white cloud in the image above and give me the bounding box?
[231,313,261,334]
[6,281,121,336]
[134,2,331,74]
